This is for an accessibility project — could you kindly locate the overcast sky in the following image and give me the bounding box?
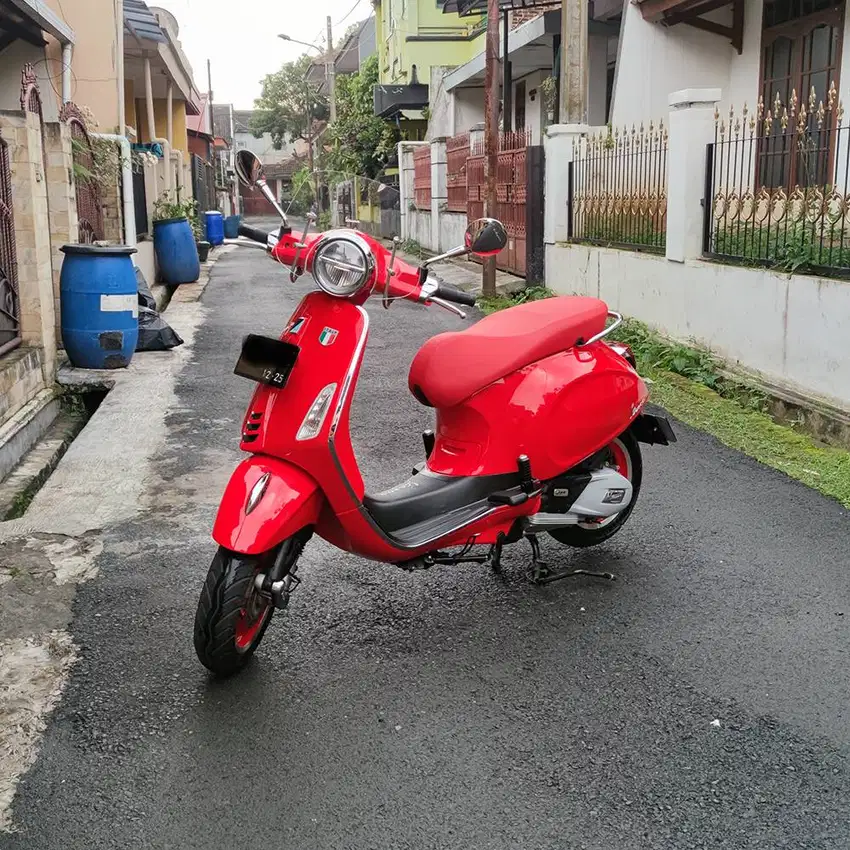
[153,0,370,108]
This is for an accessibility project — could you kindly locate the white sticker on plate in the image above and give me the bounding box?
[100,294,139,318]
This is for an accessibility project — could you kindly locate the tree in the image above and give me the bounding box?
[324,55,399,180]
[251,54,329,148]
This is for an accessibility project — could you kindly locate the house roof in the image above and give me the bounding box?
[124,0,167,44]
[186,92,211,134]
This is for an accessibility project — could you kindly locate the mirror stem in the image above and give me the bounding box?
[256,178,288,224]
[421,245,469,268]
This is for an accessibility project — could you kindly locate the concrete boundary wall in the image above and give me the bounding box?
[546,242,850,411]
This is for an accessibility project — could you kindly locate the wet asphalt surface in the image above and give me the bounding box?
[4,245,850,849]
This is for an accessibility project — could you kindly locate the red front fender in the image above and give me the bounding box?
[213,456,325,555]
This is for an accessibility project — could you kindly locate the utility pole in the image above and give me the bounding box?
[560,0,588,124]
[326,15,336,123]
[482,0,500,296]
[304,75,320,211]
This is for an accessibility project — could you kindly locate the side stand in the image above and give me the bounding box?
[527,534,616,585]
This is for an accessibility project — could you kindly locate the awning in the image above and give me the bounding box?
[2,0,74,45]
[124,0,166,44]
[373,84,429,119]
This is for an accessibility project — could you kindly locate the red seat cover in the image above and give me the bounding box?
[409,296,609,409]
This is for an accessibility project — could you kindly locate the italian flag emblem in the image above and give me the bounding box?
[319,327,338,346]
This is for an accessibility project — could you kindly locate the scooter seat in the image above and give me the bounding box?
[408,296,609,408]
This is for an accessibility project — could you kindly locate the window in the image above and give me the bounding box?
[759,0,844,187]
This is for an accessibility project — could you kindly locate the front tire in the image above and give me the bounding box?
[549,432,643,548]
[193,547,276,677]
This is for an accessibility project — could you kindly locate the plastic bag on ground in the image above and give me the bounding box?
[137,306,184,351]
[135,264,184,351]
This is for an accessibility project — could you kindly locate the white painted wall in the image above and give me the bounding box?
[453,87,485,135]
[0,42,59,120]
[611,0,763,128]
[136,241,157,288]
[547,243,850,410]
[439,211,467,253]
[409,208,434,249]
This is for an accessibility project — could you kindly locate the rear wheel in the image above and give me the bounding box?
[549,432,642,548]
[194,547,279,677]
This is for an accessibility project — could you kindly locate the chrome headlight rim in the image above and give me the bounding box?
[311,231,376,298]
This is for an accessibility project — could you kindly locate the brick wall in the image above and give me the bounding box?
[510,3,560,29]
[0,109,58,427]
[101,177,122,243]
[43,121,78,346]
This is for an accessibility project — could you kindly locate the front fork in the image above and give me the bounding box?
[255,528,313,609]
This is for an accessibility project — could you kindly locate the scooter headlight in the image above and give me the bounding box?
[311,232,375,298]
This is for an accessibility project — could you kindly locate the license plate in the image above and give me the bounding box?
[234,334,299,388]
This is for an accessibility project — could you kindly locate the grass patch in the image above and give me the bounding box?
[620,320,850,508]
[478,285,555,315]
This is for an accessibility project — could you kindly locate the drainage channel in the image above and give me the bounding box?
[0,389,108,521]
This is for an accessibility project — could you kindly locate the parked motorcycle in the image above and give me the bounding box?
[193,149,677,676]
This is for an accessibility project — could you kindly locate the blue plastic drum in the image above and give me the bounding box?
[60,244,139,369]
[205,210,224,246]
[153,217,200,284]
[224,214,241,239]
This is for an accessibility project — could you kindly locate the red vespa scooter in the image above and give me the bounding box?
[194,150,676,676]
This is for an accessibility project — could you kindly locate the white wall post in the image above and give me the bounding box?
[398,141,419,241]
[543,123,590,245]
[666,88,721,263]
[430,137,447,251]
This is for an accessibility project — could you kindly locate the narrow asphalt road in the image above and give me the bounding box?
[3,244,849,849]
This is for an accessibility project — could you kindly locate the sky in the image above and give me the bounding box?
[152,0,371,108]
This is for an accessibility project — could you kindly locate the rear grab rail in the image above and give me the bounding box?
[580,311,623,347]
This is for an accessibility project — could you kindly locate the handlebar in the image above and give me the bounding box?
[431,283,477,308]
[238,223,271,245]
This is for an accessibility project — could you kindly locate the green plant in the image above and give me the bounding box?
[317,210,332,231]
[153,193,202,240]
[711,222,850,274]
[478,284,554,315]
[401,237,423,255]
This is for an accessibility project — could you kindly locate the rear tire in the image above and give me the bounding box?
[193,547,276,677]
[549,432,643,549]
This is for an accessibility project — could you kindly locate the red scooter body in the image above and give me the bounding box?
[213,226,652,564]
[195,154,678,678]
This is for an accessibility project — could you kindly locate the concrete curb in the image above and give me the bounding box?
[150,243,235,313]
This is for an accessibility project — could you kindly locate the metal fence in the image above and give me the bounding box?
[0,133,20,357]
[569,122,668,252]
[413,146,431,210]
[704,88,850,275]
[446,133,469,213]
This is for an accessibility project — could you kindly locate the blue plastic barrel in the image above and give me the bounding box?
[205,210,224,246]
[153,217,200,284]
[224,214,241,239]
[60,245,139,370]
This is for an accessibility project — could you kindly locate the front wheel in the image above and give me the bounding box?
[193,547,278,677]
[549,432,643,548]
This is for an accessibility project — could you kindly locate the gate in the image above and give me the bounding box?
[0,133,20,356]
[465,130,543,279]
[60,102,104,243]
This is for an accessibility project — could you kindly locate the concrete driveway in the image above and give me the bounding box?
[2,243,848,849]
